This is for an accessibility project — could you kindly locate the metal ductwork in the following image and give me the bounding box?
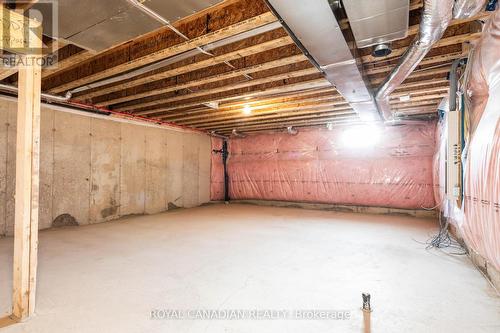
[342,0,409,48]
[453,0,487,19]
[375,0,455,121]
[0,83,72,103]
[265,0,381,122]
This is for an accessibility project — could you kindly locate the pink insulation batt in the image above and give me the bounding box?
[210,137,225,201]
[460,10,500,270]
[214,122,437,209]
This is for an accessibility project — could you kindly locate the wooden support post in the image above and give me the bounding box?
[0,6,43,321]
[12,53,42,320]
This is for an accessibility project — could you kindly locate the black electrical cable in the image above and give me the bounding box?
[414,212,467,256]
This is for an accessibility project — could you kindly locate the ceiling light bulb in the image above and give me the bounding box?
[243,105,252,115]
[341,125,381,148]
[399,95,411,102]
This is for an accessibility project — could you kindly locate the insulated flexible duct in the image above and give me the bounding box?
[375,0,454,120]
[453,0,487,19]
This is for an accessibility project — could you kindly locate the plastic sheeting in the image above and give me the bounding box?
[432,115,446,209]
[433,111,465,222]
[460,10,500,270]
[210,137,225,201]
[218,123,437,209]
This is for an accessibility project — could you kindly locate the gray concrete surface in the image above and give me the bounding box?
[0,204,498,332]
[0,98,211,236]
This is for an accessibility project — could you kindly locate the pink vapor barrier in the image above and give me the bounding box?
[213,123,437,209]
[211,137,225,201]
[460,10,500,270]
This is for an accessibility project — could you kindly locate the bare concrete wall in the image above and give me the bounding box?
[0,99,211,236]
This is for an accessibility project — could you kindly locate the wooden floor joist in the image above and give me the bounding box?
[164,80,446,123]
[224,119,363,134]
[389,99,443,109]
[405,11,491,36]
[393,106,438,115]
[187,102,352,127]
[0,0,481,133]
[141,78,332,116]
[41,49,93,79]
[134,71,448,123]
[115,67,320,112]
[160,87,337,120]
[215,116,361,134]
[206,111,358,131]
[96,54,307,107]
[172,78,446,128]
[364,51,467,75]
[80,35,296,102]
[189,91,445,131]
[102,50,447,108]
[172,93,342,123]
[48,12,278,94]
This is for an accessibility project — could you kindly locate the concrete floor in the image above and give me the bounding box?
[0,204,499,332]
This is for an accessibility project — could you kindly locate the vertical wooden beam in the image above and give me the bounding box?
[14,69,42,319]
[12,53,42,320]
[6,7,43,320]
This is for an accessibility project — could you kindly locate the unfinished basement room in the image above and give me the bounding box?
[0,0,499,332]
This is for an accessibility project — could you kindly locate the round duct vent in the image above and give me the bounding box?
[372,43,392,57]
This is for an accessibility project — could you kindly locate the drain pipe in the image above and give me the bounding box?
[0,83,72,102]
[362,293,372,333]
[210,131,229,140]
[375,0,454,121]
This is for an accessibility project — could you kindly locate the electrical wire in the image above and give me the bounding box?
[420,202,441,210]
[414,212,467,255]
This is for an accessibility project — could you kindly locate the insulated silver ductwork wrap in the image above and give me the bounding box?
[453,0,487,19]
[375,0,454,120]
[342,0,409,48]
[265,0,381,122]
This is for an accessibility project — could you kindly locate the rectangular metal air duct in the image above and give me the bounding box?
[342,0,409,48]
[265,0,381,121]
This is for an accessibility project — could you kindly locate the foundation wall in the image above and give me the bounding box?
[214,123,437,210]
[0,99,211,236]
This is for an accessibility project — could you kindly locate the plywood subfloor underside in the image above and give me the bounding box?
[1,204,499,332]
